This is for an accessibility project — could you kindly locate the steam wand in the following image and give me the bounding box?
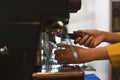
[57,21,80,61]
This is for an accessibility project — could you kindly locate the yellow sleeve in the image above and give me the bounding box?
[116,32,120,36]
[106,43,120,67]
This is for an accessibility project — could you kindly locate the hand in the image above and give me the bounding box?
[54,44,93,64]
[74,29,105,48]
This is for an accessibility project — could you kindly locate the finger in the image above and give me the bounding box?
[84,36,94,47]
[93,40,101,47]
[55,53,67,61]
[89,39,101,48]
[89,40,95,48]
[79,35,89,45]
[55,54,63,60]
[74,37,82,44]
[54,49,65,55]
[55,51,71,60]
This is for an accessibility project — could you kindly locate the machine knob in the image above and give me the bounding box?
[0,46,9,56]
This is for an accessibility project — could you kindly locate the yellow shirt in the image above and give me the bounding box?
[106,43,120,67]
[106,32,120,67]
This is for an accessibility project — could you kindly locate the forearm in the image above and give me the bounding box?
[77,46,109,63]
[86,47,109,61]
[104,31,120,43]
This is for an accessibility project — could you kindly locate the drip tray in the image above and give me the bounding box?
[32,65,84,80]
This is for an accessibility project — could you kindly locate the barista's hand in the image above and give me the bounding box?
[74,29,105,48]
[54,44,93,64]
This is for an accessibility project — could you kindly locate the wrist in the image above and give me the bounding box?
[104,32,120,43]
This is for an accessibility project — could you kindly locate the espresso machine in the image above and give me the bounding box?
[0,0,84,80]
